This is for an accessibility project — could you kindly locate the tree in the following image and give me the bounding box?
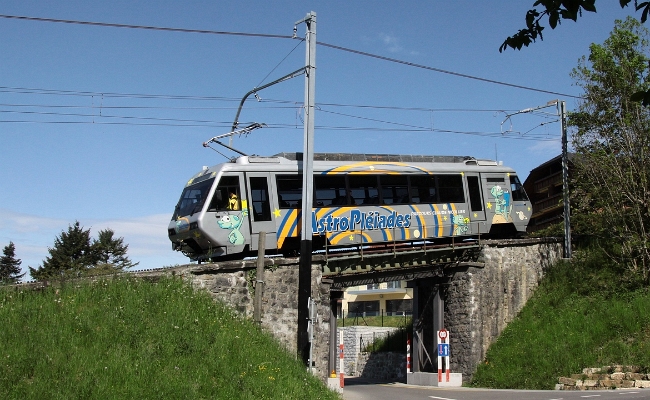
[29,222,137,281]
[568,17,650,281]
[501,1,650,104]
[29,221,96,280]
[0,242,24,284]
[92,228,138,272]
[500,1,648,52]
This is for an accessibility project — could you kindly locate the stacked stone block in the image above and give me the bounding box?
[557,366,650,390]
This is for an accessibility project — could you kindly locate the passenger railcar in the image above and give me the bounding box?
[168,153,531,261]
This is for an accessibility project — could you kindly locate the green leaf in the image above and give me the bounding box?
[549,11,560,29]
[630,90,646,102]
[582,0,597,13]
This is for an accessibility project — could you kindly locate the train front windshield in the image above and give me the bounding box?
[173,178,215,219]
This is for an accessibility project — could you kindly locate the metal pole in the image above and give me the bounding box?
[297,11,316,366]
[559,100,572,258]
[253,232,266,324]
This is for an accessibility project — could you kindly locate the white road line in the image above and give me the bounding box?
[580,395,601,398]
[428,396,456,400]
[619,392,640,395]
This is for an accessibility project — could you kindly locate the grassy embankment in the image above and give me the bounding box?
[0,276,340,399]
[471,248,650,389]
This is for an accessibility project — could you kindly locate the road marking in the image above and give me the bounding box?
[580,396,601,398]
[619,392,640,395]
[428,396,456,400]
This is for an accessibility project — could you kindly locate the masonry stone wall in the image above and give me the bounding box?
[132,240,562,383]
[444,240,562,381]
[134,258,332,379]
[338,326,399,376]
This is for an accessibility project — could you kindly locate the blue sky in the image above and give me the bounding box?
[0,1,635,279]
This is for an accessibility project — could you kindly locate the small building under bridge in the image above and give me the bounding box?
[134,238,562,382]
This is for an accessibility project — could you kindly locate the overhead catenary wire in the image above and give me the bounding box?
[0,14,582,99]
[0,15,571,143]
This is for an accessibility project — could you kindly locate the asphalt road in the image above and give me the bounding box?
[341,378,650,400]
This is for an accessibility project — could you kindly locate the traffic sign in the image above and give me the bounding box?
[438,343,449,357]
[438,329,448,341]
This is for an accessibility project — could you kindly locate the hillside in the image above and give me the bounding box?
[470,248,650,389]
[0,276,340,399]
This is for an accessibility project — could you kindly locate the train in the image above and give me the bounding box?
[168,152,531,261]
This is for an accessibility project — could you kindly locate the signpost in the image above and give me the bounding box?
[437,329,450,383]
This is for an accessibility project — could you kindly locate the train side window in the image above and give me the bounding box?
[348,175,379,205]
[437,175,465,203]
[409,175,436,203]
[467,176,483,211]
[250,177,272,221]
[509,175,529,201]
[276,175,302,208]
[314,175,348,206]
[380,175,409,204]
[208,176,240,211]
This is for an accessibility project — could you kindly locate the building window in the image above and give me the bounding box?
[348,301,380,317]
[385,299,412,316]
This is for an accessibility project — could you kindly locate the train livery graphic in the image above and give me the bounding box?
[168,153,532,261]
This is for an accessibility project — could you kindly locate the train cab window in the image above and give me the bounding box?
[174,177,215,219]
[437,175,465,203]
[509,175,529,201]
[314,175,349,207]
[250,177,272,221]
[409,175,436,203]
[276,175,302,208]
[208,175,241,211]
[467,176,483,212]
[349,175,379,205]
[380,175,409,204]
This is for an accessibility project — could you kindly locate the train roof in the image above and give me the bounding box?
[232,152,504,166]
[273,152,475,163]
[186,152,518,186]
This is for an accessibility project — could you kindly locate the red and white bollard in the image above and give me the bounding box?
[339,343,344,388]
[406,339,411,373]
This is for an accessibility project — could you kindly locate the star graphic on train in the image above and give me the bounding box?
[273,209,281,217]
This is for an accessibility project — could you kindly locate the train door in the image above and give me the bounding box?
[464,173,486,233]
[204,172,248,256]
[245,172,278,251]
[481,173,513,228]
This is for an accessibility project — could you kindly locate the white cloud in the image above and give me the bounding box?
[526,139,562,156]
[379,33,403,53]
[0,209,188,280]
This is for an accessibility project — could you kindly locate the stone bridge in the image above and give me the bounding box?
[133,238,562,382]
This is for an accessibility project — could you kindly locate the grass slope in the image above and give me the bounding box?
[0,277,340,399]
[471,250,650,389]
